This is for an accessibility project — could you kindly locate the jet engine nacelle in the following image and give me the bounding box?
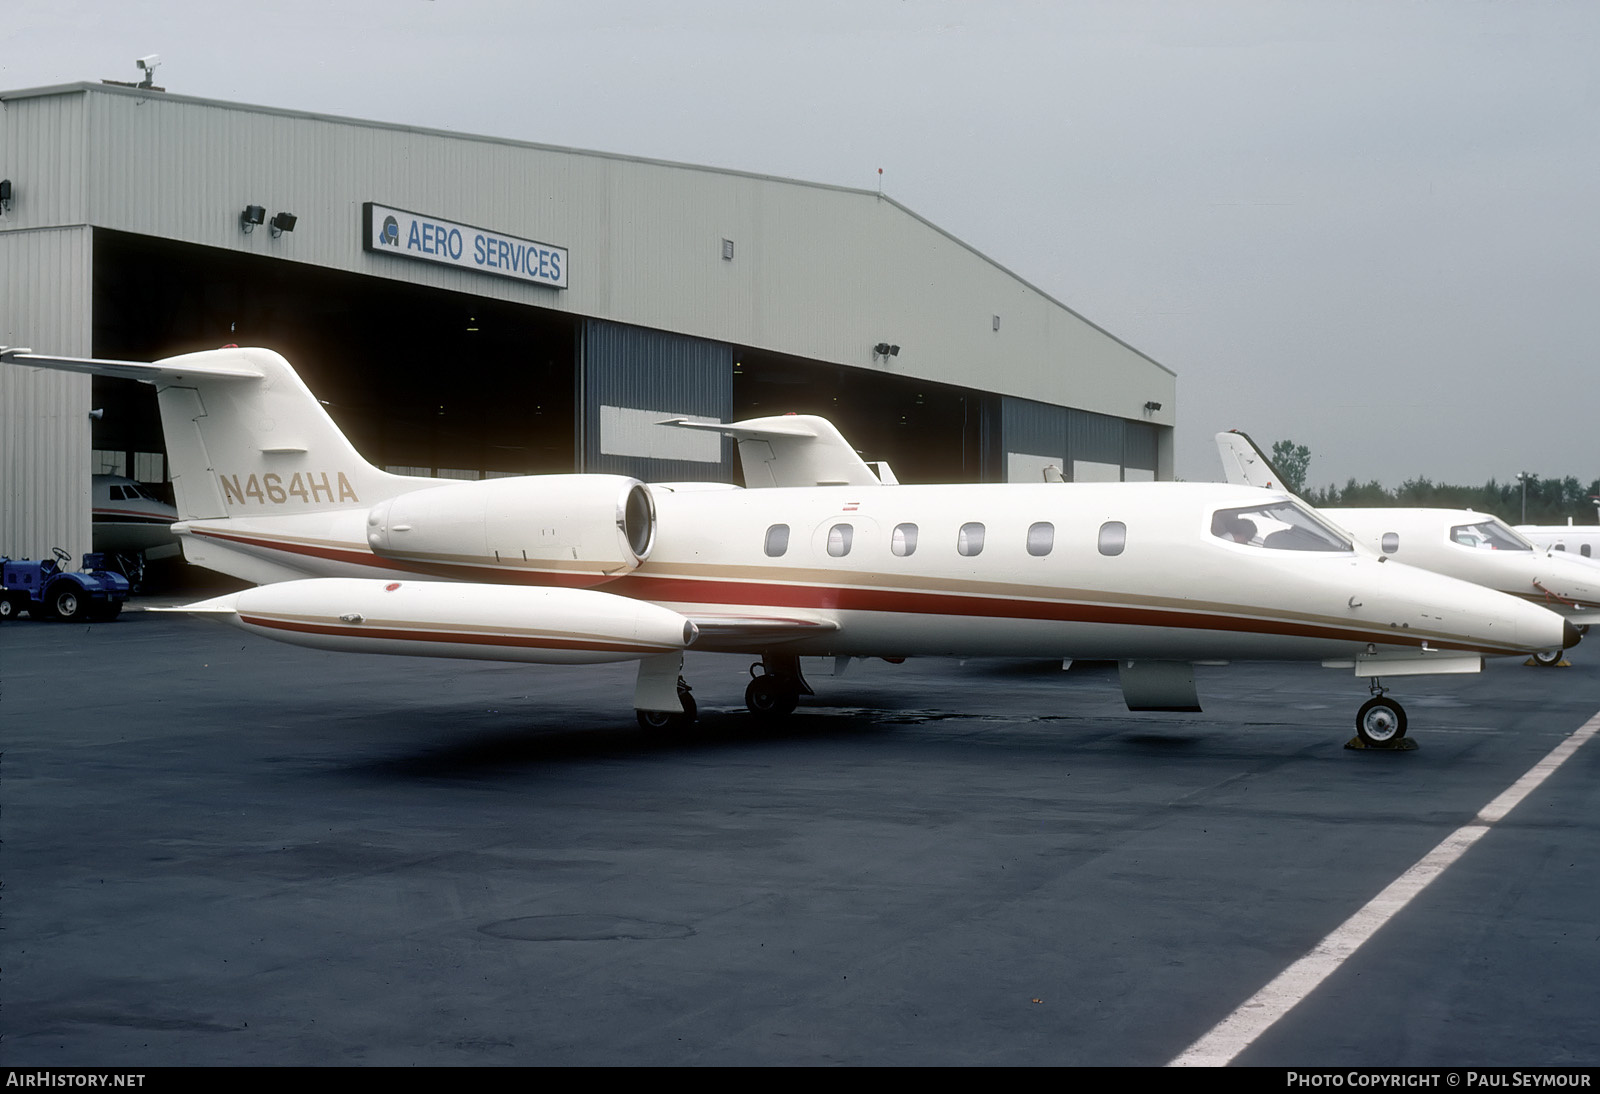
[365,474,655,583]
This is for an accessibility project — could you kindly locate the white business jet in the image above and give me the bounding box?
[1216,430,1600,666]
[1516,504,1600,561]
[2,347,1577,746]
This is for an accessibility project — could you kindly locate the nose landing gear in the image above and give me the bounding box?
[1351,679,1415,750]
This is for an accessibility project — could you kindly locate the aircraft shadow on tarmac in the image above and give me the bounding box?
[351,705,900,779]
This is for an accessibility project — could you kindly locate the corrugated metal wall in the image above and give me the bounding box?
[0,227,94,558]
[580,319,733,481]
[1,84,1173,423]
[1123,420,1160,480]
[1000,395,1156,483]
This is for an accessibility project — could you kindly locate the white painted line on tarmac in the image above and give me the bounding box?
[1168,710,1600,1067]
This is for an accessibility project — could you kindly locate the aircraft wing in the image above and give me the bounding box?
[660,414,886,488]
[0,348,265,384]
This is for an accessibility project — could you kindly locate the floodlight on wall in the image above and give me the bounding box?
[1143,400,1162,414]
[0,179,11,212]
[240,204,265,233]
[873,342,901,360]
[269,212,298,238]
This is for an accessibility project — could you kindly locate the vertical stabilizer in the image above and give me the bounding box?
[2,346,435,521]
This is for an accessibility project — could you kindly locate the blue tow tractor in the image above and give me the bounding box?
[0,548,131,622]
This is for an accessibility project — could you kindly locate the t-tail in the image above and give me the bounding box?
[1,346,439,582]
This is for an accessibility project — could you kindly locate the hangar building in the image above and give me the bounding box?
[0,81,1175,560]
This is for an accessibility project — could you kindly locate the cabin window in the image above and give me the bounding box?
[1098,521,1126,556]
[1555,543,1567,552]
[1027,522,1055,557]
[1381,532,1399,554]
[892,523,918,557]
[764,524,790,557]
[958,522,985,557]
[1584,545,1592,558]
[827,524,854,557]
[1210,502,1350,552]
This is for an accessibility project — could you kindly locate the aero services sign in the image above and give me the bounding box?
[363,203,568,289]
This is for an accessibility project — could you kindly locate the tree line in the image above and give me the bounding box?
[1268,440,1599,526]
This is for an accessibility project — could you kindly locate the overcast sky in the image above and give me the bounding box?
[6,1,1597,487]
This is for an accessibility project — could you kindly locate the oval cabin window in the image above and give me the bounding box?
[892,523,918,557]
[827,524,854,557]
[764,524,790,557]
[958,522,985,557]
[1098,521,1126,556]
[1381,532,1399,554]
[1027,522,1054,557]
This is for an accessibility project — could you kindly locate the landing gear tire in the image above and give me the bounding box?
[636,684,697,733]
[1355,696,1407,746]
[50,586,85,622]
[745,675,799,718]
[1532,649,1564,667]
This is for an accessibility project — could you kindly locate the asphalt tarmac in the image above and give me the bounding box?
[3,608,1598,1066]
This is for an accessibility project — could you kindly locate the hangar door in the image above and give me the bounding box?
[1000,396,1157,483]
[581,320,734,482]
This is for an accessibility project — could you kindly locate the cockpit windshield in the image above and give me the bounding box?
[1450,519,1532,551]
[1211,501,1352,552]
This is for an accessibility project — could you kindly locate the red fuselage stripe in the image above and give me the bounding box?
[197,528,1519,654]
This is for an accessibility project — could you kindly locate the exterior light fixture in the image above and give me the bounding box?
[240,204,265,233]
[269,212,298,238]
[0,179,12,212]
[1143,400,1162,413]
[873,342,901,359]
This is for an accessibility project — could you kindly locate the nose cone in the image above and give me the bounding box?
[1565,619,1583,650]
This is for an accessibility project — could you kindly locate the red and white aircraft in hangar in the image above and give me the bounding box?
[2,346,1578,745]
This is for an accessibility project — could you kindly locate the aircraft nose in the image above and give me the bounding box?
[1565,619,1583,649]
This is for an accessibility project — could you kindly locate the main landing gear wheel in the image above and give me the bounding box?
[744,656,809,720]
[1355,695,1407,747]
[745,674,800,718]
[636,680,697,733]
[1532,649,1565,667]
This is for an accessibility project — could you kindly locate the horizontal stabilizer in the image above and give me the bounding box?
[1,348,264,384]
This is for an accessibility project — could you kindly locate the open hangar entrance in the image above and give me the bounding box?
[86,231,1004,494]
[88,230,578,486]
[731,346,996,485]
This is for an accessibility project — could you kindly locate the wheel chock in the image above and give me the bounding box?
[1344,735,1419,751]
[1524,656,1572,668]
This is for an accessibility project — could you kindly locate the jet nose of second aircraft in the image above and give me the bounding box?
[1564,619,1584,650]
